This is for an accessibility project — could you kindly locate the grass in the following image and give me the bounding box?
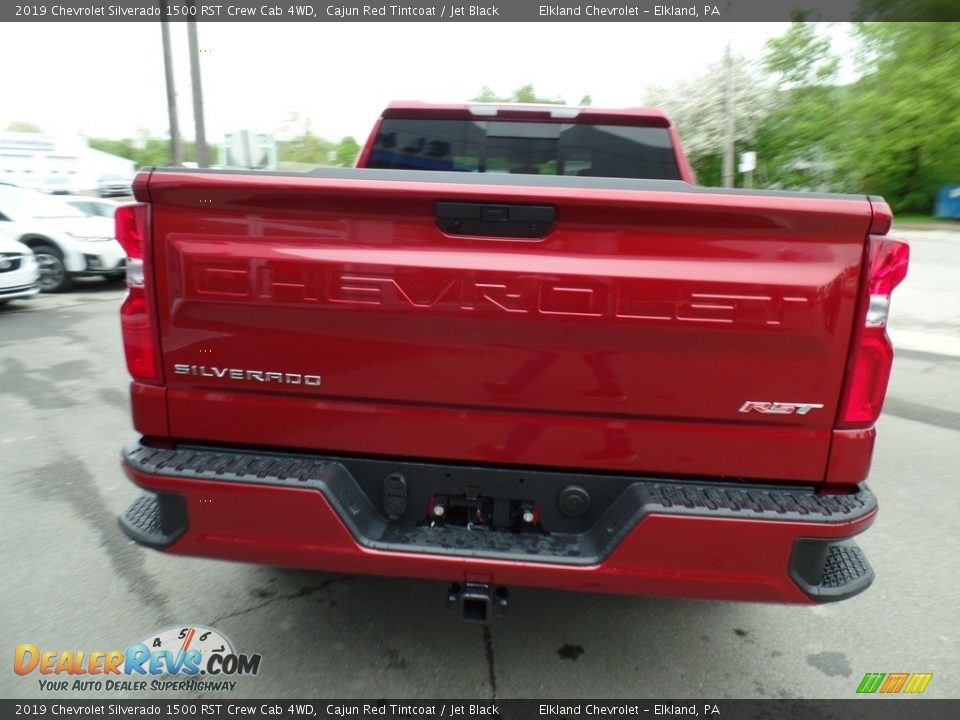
[891,213,959,229]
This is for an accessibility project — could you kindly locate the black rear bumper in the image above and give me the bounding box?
[120,438,876,602]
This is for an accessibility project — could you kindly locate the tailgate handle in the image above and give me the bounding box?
[436,202,555,239]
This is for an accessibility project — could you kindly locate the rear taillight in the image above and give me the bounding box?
[839,222,909,427]
[115,203,145,260]
[116,203,161,383]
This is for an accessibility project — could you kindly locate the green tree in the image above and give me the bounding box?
[88,137,136,160]
[839,23,960,211]
[335,136,360,167]
[470,85,566,104]
[765,21,839,87]
[749,21,960,211]
[5,121,43,133]
[88,134,178,168]
[473,86,499,102]
[646,53,772,186]
[276,117,337,165]
[754,21,843,191]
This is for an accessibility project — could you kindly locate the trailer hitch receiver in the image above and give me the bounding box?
[446,583,508,623]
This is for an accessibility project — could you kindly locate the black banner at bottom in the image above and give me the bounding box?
[2,700,959,720]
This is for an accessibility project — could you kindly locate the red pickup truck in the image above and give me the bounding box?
[117,102,908,621]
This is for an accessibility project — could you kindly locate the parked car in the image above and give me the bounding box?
[6,175,82,195]
[0,235,40,304]
[63,197,119,219]
[37,175,80,195]
[0,186,125,292]
[97,174,133,198]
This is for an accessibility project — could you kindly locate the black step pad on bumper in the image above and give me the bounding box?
[121,440,876,567]
[790,538,875,602]
[118,491,187,550]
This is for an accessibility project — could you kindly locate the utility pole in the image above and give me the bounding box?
[186,11,209,168]
[159,3,183,166]
[722,41,735,189]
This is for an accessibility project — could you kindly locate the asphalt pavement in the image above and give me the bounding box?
[1,230,958,700]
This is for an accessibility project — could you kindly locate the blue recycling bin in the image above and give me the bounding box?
[934,184,960,219]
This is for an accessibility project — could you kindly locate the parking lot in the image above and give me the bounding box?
[1,229,958,700]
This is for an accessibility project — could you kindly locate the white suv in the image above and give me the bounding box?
[0,187,125,292]
[0,234,40,304]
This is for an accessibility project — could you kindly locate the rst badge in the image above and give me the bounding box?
[739,401,824,415]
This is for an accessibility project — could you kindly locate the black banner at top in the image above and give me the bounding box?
[4,0,960,22]
[2,700,960,720]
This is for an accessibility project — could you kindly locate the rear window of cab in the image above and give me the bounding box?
[367,119,681,180]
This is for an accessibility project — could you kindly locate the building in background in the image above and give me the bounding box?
[0,132,135,194]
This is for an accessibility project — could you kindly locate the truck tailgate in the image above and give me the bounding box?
[145,170,871,483]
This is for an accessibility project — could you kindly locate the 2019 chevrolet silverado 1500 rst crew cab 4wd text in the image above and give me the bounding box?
[116,102,908,621]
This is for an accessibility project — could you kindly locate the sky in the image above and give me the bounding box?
[0,22,858,143]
